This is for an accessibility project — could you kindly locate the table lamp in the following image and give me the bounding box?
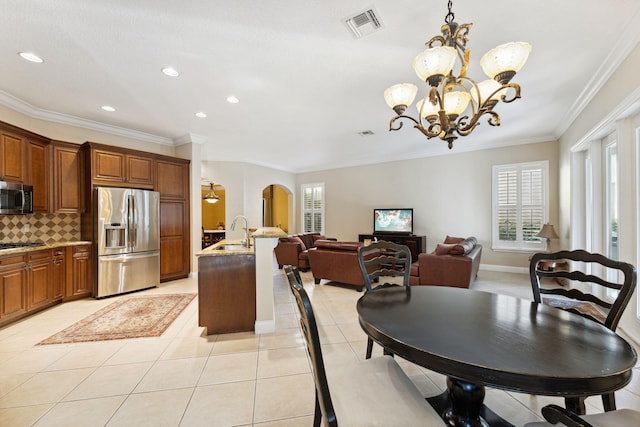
[535,223,559,252]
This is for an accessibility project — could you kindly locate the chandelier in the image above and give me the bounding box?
[203,183,221,204]
[383,0,531,149]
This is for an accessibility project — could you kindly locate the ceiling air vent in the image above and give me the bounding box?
[344,7,383,39]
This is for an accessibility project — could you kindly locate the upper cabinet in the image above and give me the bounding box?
[88,144,155,188]
[52,141,83,214]
[27,138,50,213]
[0,132,26,183]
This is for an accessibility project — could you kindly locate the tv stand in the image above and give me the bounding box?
[358,233,426,262]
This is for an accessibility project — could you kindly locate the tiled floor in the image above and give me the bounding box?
[0,268,638,426]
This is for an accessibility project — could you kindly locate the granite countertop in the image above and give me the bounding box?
[197,239,255,257]
[0,241,92,256]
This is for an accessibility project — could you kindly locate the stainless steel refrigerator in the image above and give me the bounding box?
[95,187,160,298]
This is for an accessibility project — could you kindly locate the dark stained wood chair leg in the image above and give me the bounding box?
[564,396,586,415]
[366,338,373,359]
[602,392,617,412]
[313,391,322,427]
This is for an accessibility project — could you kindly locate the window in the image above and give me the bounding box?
[492,161,549,251]
[301,183,324,234]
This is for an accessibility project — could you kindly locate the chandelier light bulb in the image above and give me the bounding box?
[471,79,508,104]
[416,98,439,119]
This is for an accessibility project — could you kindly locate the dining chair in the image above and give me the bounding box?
[529,249,637,412]
[283,265,444,427]
[524,404,640,427]
[357,240,412,359]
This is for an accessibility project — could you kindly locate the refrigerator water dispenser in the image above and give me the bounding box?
[105,224,126,248]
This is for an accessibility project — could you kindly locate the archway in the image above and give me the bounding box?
[262,184,290,233]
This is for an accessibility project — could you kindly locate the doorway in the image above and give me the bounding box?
[262,184,290,233]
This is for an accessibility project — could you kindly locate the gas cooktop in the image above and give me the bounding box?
[0,242,46,250]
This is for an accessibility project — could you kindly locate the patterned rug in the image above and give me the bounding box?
[38,293,197,345]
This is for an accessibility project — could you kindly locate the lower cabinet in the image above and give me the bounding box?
[0,255,28,325]
[27,250,53,311]
[65,244,92,300]
[0,244,92,327]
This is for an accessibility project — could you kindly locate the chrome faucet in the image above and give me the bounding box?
[231,215,250,247]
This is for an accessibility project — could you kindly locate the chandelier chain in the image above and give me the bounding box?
[445,0,455,24]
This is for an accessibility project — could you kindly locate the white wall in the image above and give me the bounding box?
[296,140,559,270]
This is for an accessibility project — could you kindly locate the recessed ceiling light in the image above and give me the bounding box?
[161,67,179,77]
[226,96,239,104]
[195,112,207,118]
[101,105,115,112]
[19,52,43,63]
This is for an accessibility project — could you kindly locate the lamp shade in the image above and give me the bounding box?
[480,42,532,79]
[535,223,559,240]
[443,91,471,116]
[470,79,508,104]
[413,46,457,82]
[384,83,418,110]
[416,97,439,118]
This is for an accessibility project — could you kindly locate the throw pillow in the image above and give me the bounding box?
[444,235,465,244]
[449,237,477,255]
[311,234,327,243]
[435,243,456,255]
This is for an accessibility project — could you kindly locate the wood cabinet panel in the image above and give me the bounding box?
[52,143,83,213]
[92,149,125,183]
[28,256,52,311]
[65,245,91,300]
[51,248,65,301]
[156,159,187,199]
[160,237,188,279]
[1,133,25,182]
[27,139,50,212]
[160,200,185,237]
[126,155,154,187]
[0,260,27,323]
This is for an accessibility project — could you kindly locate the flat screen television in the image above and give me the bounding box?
[373,208,413,234]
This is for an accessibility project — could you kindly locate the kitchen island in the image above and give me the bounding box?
[197,240,256,334]
[196,227,286,335]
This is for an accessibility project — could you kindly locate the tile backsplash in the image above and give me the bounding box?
[0,213,81,243]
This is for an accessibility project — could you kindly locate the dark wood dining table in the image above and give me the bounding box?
[356,286,637,427]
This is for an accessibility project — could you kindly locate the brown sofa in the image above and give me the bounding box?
[409,236,482,288]
[274,233,335,271]
[307,240,379,291]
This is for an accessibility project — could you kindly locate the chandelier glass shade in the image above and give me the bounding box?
[384,0,532,149]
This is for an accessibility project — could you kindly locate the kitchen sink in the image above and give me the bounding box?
[213,244,250,251]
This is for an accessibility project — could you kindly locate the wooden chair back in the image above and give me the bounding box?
[529,249,637,332]
[284,265,337,427]
[357,240,412,292]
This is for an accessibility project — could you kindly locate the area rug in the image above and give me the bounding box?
[38,293,197,345]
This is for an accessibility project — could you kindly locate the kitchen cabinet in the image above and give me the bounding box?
[27,138,50,212]
[27,250,52,311]
[156,158,190,281]
[52,141,83,213]
[88,145,155,188]
[0,132,26,183]
[0,254,27,325]
[65,244,91,300]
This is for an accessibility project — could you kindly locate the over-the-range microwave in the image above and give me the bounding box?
[0,181,33,214]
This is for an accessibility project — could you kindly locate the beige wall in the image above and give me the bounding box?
[296,140,559,270]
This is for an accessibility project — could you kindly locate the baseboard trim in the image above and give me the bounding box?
[479,264,528,274]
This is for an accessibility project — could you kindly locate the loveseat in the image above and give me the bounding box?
[409,236,482,288]
[307,240,379,291]
[274,233,335,271]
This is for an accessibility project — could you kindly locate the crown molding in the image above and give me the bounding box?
[0,90,174,146]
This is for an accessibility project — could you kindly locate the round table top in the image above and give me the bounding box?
[356,286,638,397]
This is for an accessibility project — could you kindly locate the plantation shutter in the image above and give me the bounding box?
[493,162,548,250]
[302,184,324,234]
